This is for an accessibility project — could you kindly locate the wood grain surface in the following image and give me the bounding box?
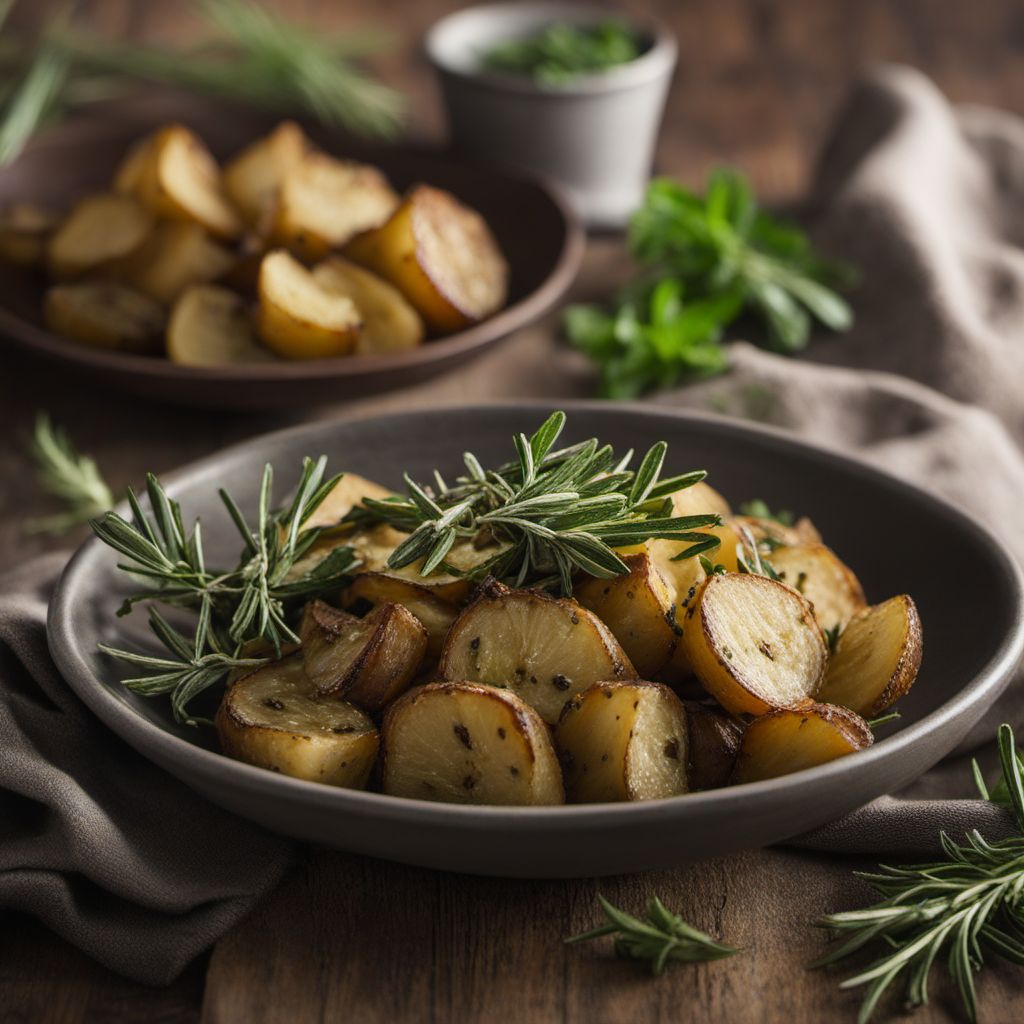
[2,1,1024,1022]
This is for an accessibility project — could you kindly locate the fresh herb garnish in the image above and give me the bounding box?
[824,623,843,655]
[482,20,641,84]
[865,709,901,730]
[566,169,855,398]
[733,521,780,580]
[739,498,795,526]
[358,411,722,595]
[566,894,739,974]
[815,724,1024,1023]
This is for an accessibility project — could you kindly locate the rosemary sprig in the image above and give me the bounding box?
[566,894,739,974]
[815,723,1024,1023]
[358,411,722,595]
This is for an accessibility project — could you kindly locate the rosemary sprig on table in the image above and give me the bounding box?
[357,411,722,595]
[566,894,739,974]
[815,723,1024,1024]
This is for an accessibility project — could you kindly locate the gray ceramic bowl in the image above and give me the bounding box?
[48,403,1024,878]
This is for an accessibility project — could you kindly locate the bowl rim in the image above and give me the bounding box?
[48,400,1024,829]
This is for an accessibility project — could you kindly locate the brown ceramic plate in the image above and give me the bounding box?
[0,100,583,409]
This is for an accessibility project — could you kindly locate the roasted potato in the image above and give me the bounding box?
[302,472,394,532]
[768,542,867,632]
[313,256,424,355]
[0,203,60,266]
[556,681,689,803]
[732,702,873,784]
[345,184,508,334]
[438,579,634,724]
[380,681,563,805]
[386,535,511,604]
[267,153,398,260]
[575,552,680,678]
[120,124,243,240]
[669,480,732,519]
[215,656,378,787]
[256,249,361,359]
[47,193,153,279]
[684,701,743,790]
[683,572,827,716]
[729,514,821,548]
[166,285,275,366]
[222,120,309,226]
[818,595,923,716]
[44,282,164,352]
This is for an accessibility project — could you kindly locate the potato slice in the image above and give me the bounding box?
[303,472,394,532]
[299,600,426,710]
[123,125,243,240]
[684,701,743,790]
[575,552,680,679]
[818,595,923,717]
[683,573,827,716]
[556,681,689,803]
[44,282,164,353]
[313,256,424,355]
[343,573,459,662]
[167,285,275,366]
[670,480,732,519]
[215,656,378,787]
[47,193,153,279]
[345,184,508,334]
[267,153,398,260]
[732,702,873,784]
[768,543,867,632]
[256,249,361,359]
[0,203,60,266]
[380,681,563,805]
[223,121,309,226]
[438,579,634,724]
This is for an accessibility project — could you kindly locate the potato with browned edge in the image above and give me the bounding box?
[769,542,867,632]
[222,120,309,227]
[685,701,743,790]
[45,282,164,353]
[381,681,563,805]
[556,681,689,803]
[167,285,275,366]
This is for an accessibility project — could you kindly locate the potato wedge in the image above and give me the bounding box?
[380,681,563,805]
[123,125,243,240]
[556,681,689,803]
[575,552,679,678]
[683,572,827,716]
[47,193,153,279]
[299,600,426,710]
[769,542,867,632]
[0,203,60,266]
[345,184,507,334]
[818,595,923,716]
[732,702,873,784]
[44,282,164,353]
[438,579,634,724]
[684,701,743,791]
[267,153,398,260]
[223,120,309,226]
[167,284,275,366]
[215,656,378,787]
[256,249,361,359]
[313,256,424,355]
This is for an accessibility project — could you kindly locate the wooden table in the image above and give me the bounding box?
[2,1,1023,1021]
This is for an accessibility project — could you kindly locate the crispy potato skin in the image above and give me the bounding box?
[732,702,873,784]
[380,681,563,805]
[768,542,867,632]
[684,701,743,791]
[44,282,165,352]
[818,595,923,716]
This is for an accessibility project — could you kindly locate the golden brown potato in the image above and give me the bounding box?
[166,285,275,366]
[44,282,164,353]
[47,193,153,279]
[345,184,508,334]
[575,552,679,679]
[385,535,511,604]
[768,543,867,632]
[299,599,427,710]
[215,656,378,787]
[267,152,398,260]
[438,579,634,724]
[684,702,743,791]
[121,125,243,240]
[732,702,873,784]
[0,203,60,266]
[683,572,827,716]
[313,256,424,355]
[222,120,309,226]
[380,681,563,805]
[256,249,361,359]
[669,480,732,519]
[817,595,923,717]
[556,681,689,803]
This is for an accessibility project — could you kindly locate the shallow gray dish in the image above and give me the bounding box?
[48,403,1024,878]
